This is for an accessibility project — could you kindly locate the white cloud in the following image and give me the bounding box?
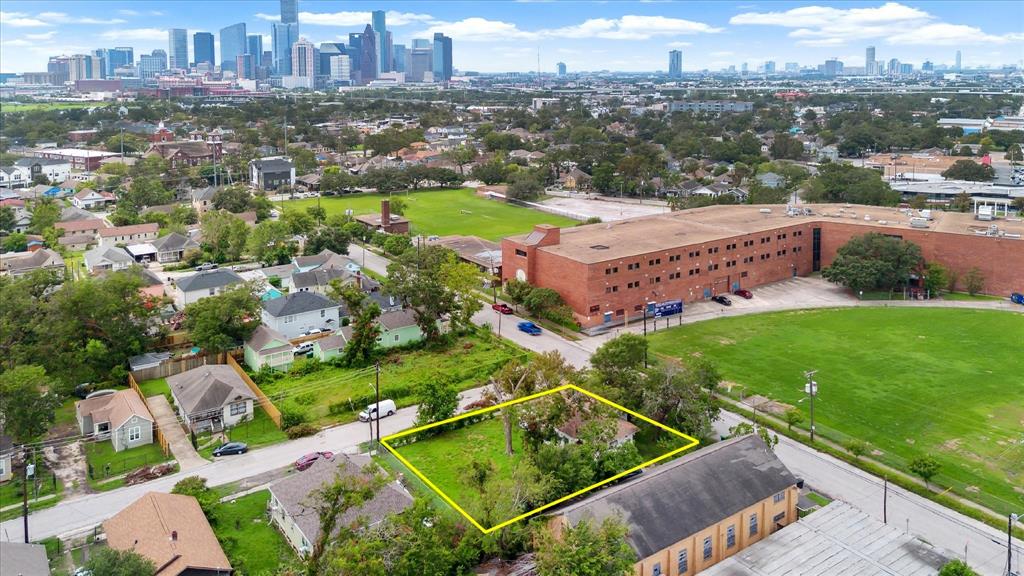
[36,12,125,25]
[100,28,166,41]
[24,31,57,40]
[551,15,722,40]
[257,10,434,27]
[667,41,692,48]
[118,9,139,16]
[0,11,50,27]
[887,23,1024,46]
[710,50,734,57]
[419,18,539,41]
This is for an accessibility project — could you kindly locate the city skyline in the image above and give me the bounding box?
[1,1,1021,74]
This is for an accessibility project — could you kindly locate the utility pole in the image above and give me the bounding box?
[642,304,649,368]
[883,476,888,524]
[1009,513,1021,576]
[375,361,381,448]
[21,447,31,543]
[803,370,818,442]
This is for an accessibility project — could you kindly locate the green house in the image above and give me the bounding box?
[244,325,294,371]
[313,309,424,362]
[313,329,349,362]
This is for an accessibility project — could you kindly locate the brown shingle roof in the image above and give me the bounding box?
[99,223,159,237]
[76,389,153,431]
[104,492,232,576]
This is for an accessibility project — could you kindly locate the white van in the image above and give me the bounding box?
[358,399,396,422]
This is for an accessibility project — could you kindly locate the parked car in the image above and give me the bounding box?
[212,442,248,457]
[1011,292,1024,305]
[195,262,218,271]
[359,399,397,422]
[303,328,325,336]
[292,342,314,355]
[84,389,116,400]
[733,289,753,299]
[517,321,542,335]
[294,451,334,471]
[492,303,514,314]
[711,295,732,306]
[73,382,96,399]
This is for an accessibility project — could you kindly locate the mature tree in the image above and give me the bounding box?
[941,159,994,181]
[444,145,478,175]
[535,517,635,576]
[247,220,297,265]
[503,278,533,311]
[306,205,327,226]
[104,133,148,155]
[171,476,220,518]
[304,226,351,256]
[770,132,804,160]
[439,257,484,332]
[639,359,721,439]
[728,421,779,451]
[282,209,315,235]
[950,191,972,212]
[822,233,923,293]
[803,163,899,206]
[507,171,543,201]
[922,262,947,295]
[486,353,571,456]
[29,198,61,233]
[211,184,253,213]
[305,466,388,576]
[2,232,28,252]
[200,211,249,262]
[909,455,941,487]
[1007,144,1023,163]
[844,439,869,459]
[0,205,17,232]
[382,234,412,256]
[183,284,261,353]
[0,365,61,443]
[343,301,382,366]
[522,287,564,316]
[387,197,406,216]
[590,334,648,390]
[470,160,510,185]
[963,267,985,295]
[122,174,172,209]
[939,559,979,576]
[320,165,356,193]
[84,548,157,576]
[384,246,458,341]
[415,373,460,427]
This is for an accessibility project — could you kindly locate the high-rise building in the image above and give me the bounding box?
[372,10,387,74]
[193,32,214,67]
[411,38,430,50]
[408,47,432,82]
[220,22,247,72]
[955,50,962,71]
[139,49,167,80]
[168,28,188,69]
[922,60,934,73]
[899,63,913,75]
[823,59,842,77]
[291,38,317,78]
[668,50,682,78]
[865,46,876,75]
[236,53,256,79]
[347,33,362,78]
[272,22,299,75]
[392,44,406,73]
[764,60,776,75]
[247,35,264,61]
[106,47,133,76]
[784,62,799,73]
[262,51,274,69]
[281,0,298,24]
[329,54,350,82]
[557,62,566,76]
[69,54,103,81]
[432,33,452,82]
[318,43,346,77]
[91,49,109,78]
[740,62,749,74]
[385,31,393,74]
[888,58,900,75]
[47,56,70,84]
[359,25,377,84]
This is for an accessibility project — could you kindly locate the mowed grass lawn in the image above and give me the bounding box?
[281,188,577,241]
[263,336,526,427]
[395,417,525,524]
[647,307,1024,513]
[212,490,295,575]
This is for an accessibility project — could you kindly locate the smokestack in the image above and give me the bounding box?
[381,199,391,226]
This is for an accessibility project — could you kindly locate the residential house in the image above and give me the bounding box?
[268,454,413,556]
[259,263,297,291]
[75,389,154,452]
[560,167,592,191]
[145,140,217,168]
[104,492,233,576]
[0,542,50,576]
[59,205,101,223]
[354,199,410,234]
[756,172,785,189]
[5,207,32,233]
[0,249,65,277]
[549,435,798,576]
[151,232,200,263]
[55,217,107,237]
[173,269,244,305]
[58,233,96,251]
[312,329,349,361]
[260,291,342,339]
[244,325,294,372]
[359,274,403,313]
[249,157,296,191]
[84,246,134,273]
[555,410,639,449]
[167,365,256,432]
[315,308,423,361]
[99,223,159,248]
[0,165,31,188]
[26,183,62,199]
[292,266,351,295]
[427,235,502,277]
[0,430,12,483]
[14,156,71,183]
[191,186,220,214]
[72,188,116,210]
[817,145,840,163]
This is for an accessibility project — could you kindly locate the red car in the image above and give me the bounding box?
[294,451,334,471]
[491,303,514,314]
[733,289,753,299]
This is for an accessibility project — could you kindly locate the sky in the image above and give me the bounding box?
[1,1,1022,74]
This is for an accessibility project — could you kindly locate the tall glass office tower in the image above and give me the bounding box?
[372,10,387,74]
[219,22,247,72]
[193,32,214,67]
[168,28,188,69]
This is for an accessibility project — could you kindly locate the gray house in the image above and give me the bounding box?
[0,430,13,483]
[249,157,296,191]
[174,268,245,305]
[75,389,155,452]
[84,246,134,273]
[268,454,412,556]
[260,291,342,339]
[151,232,200,263]
[168,365,256,432]
[756,172,785,189]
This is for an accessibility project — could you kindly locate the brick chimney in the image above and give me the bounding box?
[381,199,391,226]
[532,223,560,247]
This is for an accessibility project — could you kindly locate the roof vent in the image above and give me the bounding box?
[589,245,609,250]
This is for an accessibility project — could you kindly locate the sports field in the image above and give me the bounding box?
[647,307,1024,514]
[1,102,104,113]
[281,188,578,241]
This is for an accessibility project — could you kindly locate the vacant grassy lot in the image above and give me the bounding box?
[262,335,527,427]
[282,188,577,241]
[647,307,1024,514]
[212,490,295,575]
[85,440,171,487]
[198,408,288,460]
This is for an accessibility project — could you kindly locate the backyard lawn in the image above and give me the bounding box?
[211,490,295,576]
[262,335,527,428]
[85,440,171,488]
[198,408,289,460]
[647,307,1024,514]
[137,377,170,400]
[281,188,577,241]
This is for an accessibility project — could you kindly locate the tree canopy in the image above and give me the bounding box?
[822,233,924,293]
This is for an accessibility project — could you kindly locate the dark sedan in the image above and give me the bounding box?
[711,295,732,306]
[212,442,248,457]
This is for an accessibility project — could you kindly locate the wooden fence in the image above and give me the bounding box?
[128,372,170,458]
[130,352,220,381]
[225,354,283,428]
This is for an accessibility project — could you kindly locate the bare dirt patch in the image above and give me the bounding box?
[43,442,88,497]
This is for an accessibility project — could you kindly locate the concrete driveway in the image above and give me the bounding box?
[146,395,206,472]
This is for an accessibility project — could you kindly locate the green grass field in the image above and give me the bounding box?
[262,335,527,427]
[281,188,577,241]
[1,101,105,113]
[647,307,1024,514]
[212,490,295,575]
[84,441,171,487]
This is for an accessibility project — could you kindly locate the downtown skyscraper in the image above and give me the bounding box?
[280,0,298,24]
[865,45,876,75]
[168,28,188,70]
[432,32,452,82]
[273,0,300,75]
[372,10,388,74]
[193,32,214,67]
[668,50,682,78]
[219,22,246,73]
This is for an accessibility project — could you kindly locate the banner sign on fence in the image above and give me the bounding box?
[654,300,683,318]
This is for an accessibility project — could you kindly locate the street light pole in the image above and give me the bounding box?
[1010,512,1022,576]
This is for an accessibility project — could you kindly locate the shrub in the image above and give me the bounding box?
[171,476,219,518]
[289,356,323,376]
[285,423,319,439]
[294,392,317,406]
[280,406,308,429]
[844,438,869,459]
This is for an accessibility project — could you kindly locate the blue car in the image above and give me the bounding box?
[517,321,542,335]
[1011,292,1024,305]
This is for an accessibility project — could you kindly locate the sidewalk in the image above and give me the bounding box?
[147,395,206,471]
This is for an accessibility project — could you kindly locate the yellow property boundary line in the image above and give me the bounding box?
[381,383,700,533]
